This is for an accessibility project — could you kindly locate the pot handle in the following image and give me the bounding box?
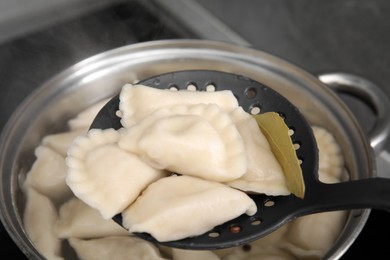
[317,72,390,154]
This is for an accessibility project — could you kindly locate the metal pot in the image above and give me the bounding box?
[1,39,389,259]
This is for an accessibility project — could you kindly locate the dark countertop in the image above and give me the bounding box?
[1,0,390,259]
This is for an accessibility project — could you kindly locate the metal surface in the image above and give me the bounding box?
[318,73,390,179]
[318,73,390,156]
[0,39,379,259]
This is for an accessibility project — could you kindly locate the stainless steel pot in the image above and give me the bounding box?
[1,39,389,259]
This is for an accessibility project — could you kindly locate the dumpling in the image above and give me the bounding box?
[42,130,85,157]
[68,236,166,260]
[23,188,63,260]
[119,103,247,182]
[213,224,291,259]
[224,251,296,260]
[122,175,257,242]
[56,197,128,239]
[119,84,239,127]
[23,145,73,205]
[172,248,220,260]
[226,108,290,196]
[312,126,345,181]
[67,98,110,131]
[283,211,346,259]
[66,128,168,219]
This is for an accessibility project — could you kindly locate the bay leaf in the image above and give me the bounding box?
[254,112,305,198]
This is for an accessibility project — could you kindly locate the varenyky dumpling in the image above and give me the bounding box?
[119,103,247,182]
[284,211,346,259]
[213,224,292,259]
[67,98,110,131]
[66,128,168,219]
[226,107,290,196]
[23,188,63,260]
[122,175,257,242]
[312,126,345,182]
[221,250,295,260]
[68,236,166,260]
[23,145,73,205]
[119,84,239,128]
[172,248,220,260]
[42,130,86,157]
[56,197,128,239]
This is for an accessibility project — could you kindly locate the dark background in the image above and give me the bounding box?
[1,0,389,258]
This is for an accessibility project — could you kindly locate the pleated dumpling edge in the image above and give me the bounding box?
[118,103,248,182]
[118,83,239,128]
[65,128,168,219]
